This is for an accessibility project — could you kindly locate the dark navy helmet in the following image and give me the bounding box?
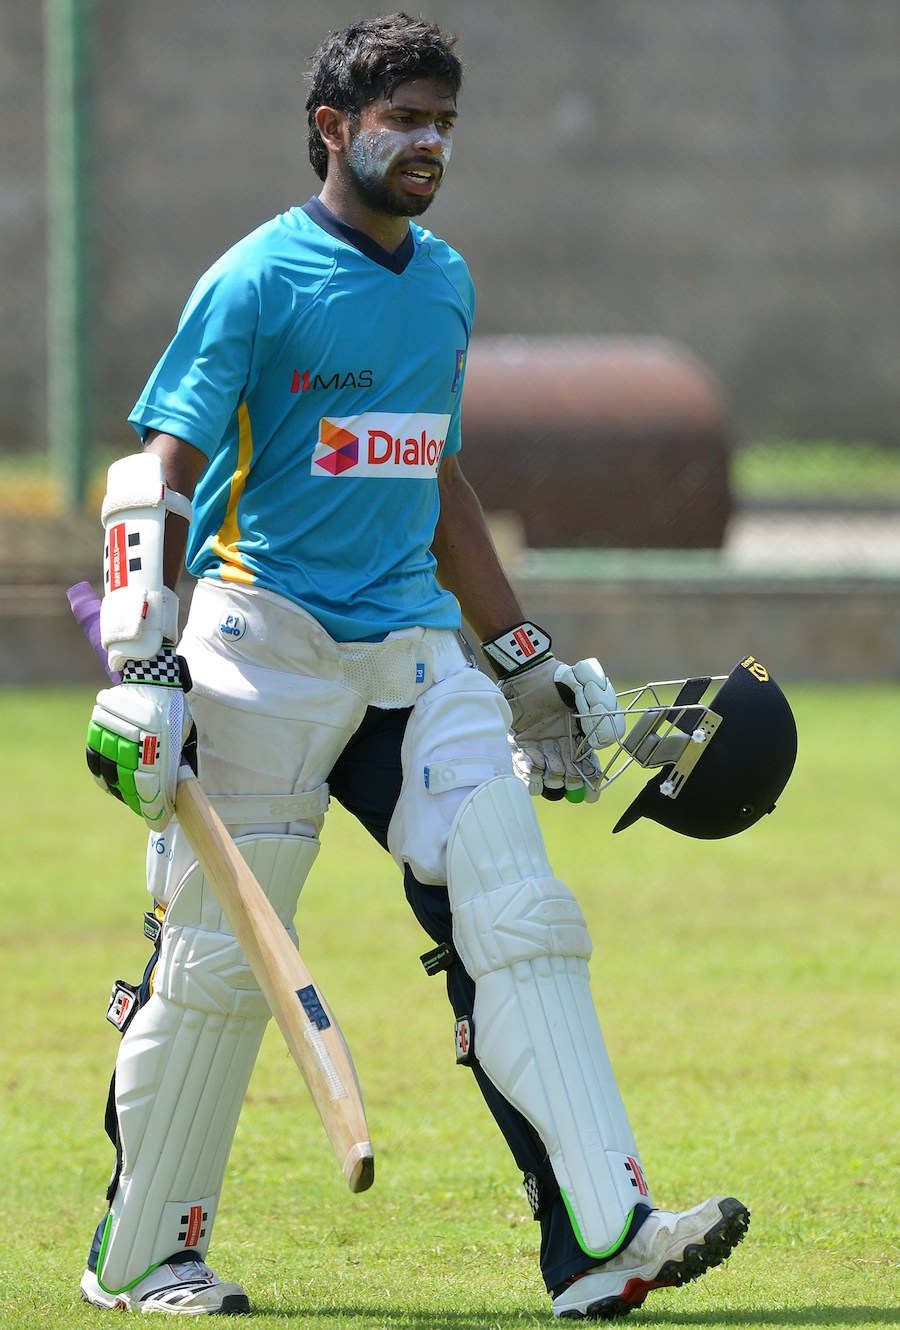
[608,656,798,839]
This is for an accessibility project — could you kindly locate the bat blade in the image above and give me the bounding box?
[68,581,374,1192]
[173,775,374,1192]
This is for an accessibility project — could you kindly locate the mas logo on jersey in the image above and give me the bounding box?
[291,367,374,394]
[312,413,451,478]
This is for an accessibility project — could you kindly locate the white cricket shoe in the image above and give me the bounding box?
[80,1250,250,1315]
[552,1195,750,1320]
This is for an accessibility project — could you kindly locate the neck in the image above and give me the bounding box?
[317,181,410,254]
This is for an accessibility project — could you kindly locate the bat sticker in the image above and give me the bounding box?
[297,984,332,1032]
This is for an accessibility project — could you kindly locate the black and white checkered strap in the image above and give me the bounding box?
[523,1158,561,1220]
[121,646,186,688]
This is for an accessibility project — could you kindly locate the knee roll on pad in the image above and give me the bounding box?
[154,834,319,1017]
[97,834,317,1293]
[446,774,653,1258]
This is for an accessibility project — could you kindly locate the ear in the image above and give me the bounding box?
[315,105,350,157]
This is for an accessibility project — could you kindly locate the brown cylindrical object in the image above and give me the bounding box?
[460,337,731,548]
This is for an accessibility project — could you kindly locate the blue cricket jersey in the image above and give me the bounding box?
[129,198,474,642]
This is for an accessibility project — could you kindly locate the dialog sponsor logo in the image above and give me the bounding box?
[311,413,451,478]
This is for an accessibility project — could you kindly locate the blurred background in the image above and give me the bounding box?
[2,0,899,681]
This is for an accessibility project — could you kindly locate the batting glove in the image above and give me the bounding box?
[481,623,624,803]
[86,647,196,830]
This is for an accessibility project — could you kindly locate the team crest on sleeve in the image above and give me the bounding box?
[311,413,450,478]
[451,349,466,392]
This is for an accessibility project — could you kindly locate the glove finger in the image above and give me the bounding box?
[134,771,169,829]
[87,740,136,810]
[565,745,603,803]
[571,656,608,686]
[538,743,568,800]
[538,741,567,785]
[545,735,590,789]
[583,682,614,711]
[575,746,603,784]
[534,743,591,799]
[541,784,567,801]
[581,711,625,749]
[85,742,110,784]
[514,744,547,797]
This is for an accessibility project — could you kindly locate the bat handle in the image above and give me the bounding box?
[67,581,121,685]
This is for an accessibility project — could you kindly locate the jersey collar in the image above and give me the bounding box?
[303,196,416,274]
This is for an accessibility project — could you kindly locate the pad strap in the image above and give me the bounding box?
[121,647,188,688]
[205,784,331,827]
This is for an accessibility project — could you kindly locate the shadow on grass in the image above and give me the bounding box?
[246,1306,900,1327]
[245,1313,544,1327]
[629,1311,900,1327]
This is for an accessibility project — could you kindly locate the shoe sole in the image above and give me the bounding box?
[556,1196,751,1321]
[81,1287,251,1315]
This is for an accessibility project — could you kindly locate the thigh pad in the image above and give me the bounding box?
[387,666,514,885]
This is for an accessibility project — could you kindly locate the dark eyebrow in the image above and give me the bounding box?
[388,103,458,121]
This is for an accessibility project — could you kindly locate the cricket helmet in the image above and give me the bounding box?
[577,656,798,839]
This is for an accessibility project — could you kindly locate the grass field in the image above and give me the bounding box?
[0,686,897,1328]
[731,440,900,503]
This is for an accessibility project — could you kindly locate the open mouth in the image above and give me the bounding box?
[399,165,441,193]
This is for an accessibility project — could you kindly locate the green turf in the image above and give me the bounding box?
[0,687,896,1327]
[731,439,900,503]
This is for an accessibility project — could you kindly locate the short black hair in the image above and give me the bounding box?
[305,12,463,181]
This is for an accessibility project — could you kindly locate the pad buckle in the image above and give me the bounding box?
[106,979,140,1033]
[143,909,163,946]
[420,943,456,976]
[454,1016,474,1065]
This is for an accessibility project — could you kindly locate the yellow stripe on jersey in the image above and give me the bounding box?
[211,401,256,585]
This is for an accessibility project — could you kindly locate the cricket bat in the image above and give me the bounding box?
[68,581,374,1194]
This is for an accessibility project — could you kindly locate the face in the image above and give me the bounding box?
[344,77,457,219]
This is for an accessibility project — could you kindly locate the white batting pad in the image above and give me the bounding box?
[98,834,317,1293]
[446,774,653,1256]
[97,1003,264,1295]
[387,666,514,885]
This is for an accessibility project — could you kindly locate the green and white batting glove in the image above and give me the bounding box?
[86,647,196,830]
[481,623,624,803]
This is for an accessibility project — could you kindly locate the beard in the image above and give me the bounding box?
[345,131,442,219]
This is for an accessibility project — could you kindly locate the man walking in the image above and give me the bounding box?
[82,14,749,1318]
